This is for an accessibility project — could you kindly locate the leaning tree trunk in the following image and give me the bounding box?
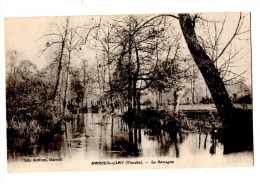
[164,13,254,153]
[178,14,234,127]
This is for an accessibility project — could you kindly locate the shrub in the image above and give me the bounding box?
[142,99,152,106]
[236,94,252,104]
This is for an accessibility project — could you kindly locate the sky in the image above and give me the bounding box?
[5,17,52,68]
[5,15,112,69]
[4,13,252,84]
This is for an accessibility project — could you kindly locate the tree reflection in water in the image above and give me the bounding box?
[7,112,253,164]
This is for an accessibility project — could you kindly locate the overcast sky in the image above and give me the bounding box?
[5,17,52,68]
[5,13,252,84]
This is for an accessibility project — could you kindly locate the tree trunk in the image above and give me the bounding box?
[82,59,88,111]
[63,51,71,115]
[52,41,65,102]
[127,38,133,112]
[132,42,141,112]
[137,91,141,112]
[52,20,69,103]
[132,80,137,112]
[96,54,102,96]
[178,14,234,127]
[178,14,254,153]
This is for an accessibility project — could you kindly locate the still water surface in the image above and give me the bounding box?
[8,113,253,170]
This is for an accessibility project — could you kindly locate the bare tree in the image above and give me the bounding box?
[41,17,70,105]
[108,15,174,112]
[196,13,250,85]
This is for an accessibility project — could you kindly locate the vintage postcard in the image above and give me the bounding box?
[5,12,253,172]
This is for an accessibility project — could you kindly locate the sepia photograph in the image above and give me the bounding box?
[5,12,253,172]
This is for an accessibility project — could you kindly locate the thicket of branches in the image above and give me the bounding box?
[6,13,251,132]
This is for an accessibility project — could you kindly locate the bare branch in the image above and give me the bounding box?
[214,13,242,62]
[40,41,63,55]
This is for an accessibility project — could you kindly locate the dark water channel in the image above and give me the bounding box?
[7,112,253,168]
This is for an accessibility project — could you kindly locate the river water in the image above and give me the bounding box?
[7,113,253,171]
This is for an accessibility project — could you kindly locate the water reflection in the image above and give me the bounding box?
[7,113,252,165]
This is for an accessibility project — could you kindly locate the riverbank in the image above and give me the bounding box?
[117,102,252,135]
[121,107,220,135]
[168,103,252,111]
